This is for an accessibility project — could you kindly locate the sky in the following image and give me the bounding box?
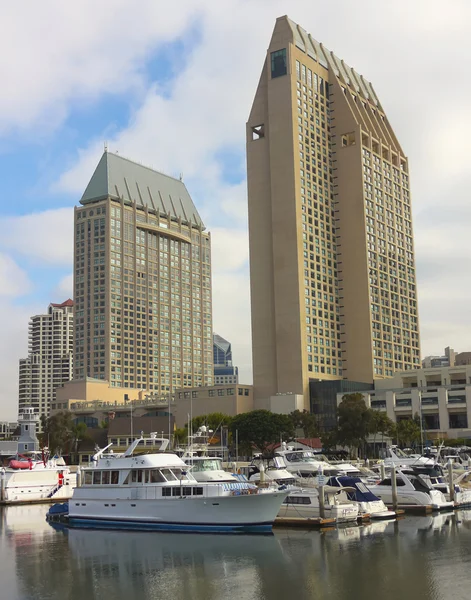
[0,0,470,420]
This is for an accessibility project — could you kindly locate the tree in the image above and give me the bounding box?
[396,417,421,448]
[41,411,75,455]
[188,413,233,434]
[336,393,372,458]
[230,410,295,454]
[71,421,89,455]
[288,410,319,438]
[173,428,188,446]
[369,410,395,457]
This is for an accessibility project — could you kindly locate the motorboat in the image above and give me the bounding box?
[0,451,76,504]
[409,464,471,506]
[178,426,240,483]
[248,455,296,486]
[327,476,396,520]
[313,452,362,476]
[275,445,341,477]
[184,456,240,483]
[64,438,288,533]
[382,447,434,467]
[278,486,359,523]
[370,468,454,510]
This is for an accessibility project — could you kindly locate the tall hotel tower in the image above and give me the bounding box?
[19,300,74,418]
[74,151,213,393]
[247,16,420,409]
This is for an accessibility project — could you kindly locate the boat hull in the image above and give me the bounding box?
[68,490,287,533]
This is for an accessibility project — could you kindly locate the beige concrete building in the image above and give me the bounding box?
[74,151,213,394]
[19,300,74,420]
[172,384,254,428]
[338,366,471,440]
[54,378,253,430]
[247,16,420,409]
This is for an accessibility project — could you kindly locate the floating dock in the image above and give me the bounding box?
[273,517,337,529]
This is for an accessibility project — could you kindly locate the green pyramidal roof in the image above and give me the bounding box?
[80,151,204,228]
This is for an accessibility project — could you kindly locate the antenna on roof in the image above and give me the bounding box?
[179,173,183,181]
[104,141,108,152]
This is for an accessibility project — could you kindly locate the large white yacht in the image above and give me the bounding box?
[370,468,454,510]
[66,438,288,532]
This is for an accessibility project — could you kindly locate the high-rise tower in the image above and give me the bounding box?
[73,151,213,393]
[247,16,420,409]
[18,300,74,419]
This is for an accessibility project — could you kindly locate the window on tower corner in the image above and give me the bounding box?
[271,48,287,78]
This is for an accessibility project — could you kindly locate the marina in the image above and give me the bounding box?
[3,503,471,600]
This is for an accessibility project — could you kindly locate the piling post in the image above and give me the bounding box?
[0,469,5,503]
[380,462,386,481]
[448,459,455,503]
[259,462,266,486]
[76,466,82,488]
[319,485,326,519]
[391,467,398,511]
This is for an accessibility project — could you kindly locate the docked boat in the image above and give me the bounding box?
[383,447,434,468]
[66,438,288,533]
[185,456,241,483]
[275,446,341,477]
[278,486,359,523]
[327,476,396,520]
[370,468,454,510]
[248,455,296,486]
[0,451,76,504]
[409,464,471,507]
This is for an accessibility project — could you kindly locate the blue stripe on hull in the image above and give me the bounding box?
[68,518,273,533]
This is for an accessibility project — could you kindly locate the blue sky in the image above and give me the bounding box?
[1,0,471,419]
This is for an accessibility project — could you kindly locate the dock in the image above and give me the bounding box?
[274,517,337,529]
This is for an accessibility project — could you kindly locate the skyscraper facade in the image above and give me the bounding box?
[213,333,239,384]
[74,151,213,393]
[18,300,74,419]
[247,16,420,408]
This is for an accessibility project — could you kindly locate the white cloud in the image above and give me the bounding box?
[0,1,200,135]
[0,208,73,266]
[54,273,73,299]
[0,254,31,297]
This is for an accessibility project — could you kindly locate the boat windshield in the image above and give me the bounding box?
[190,459,222,473]
[393,448,408,458]
[285,452,316,463]
[313,454,331,463]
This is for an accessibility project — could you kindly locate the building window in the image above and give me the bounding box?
[271,48,287,78]
[217,389,224,396]
[449,413,468,429]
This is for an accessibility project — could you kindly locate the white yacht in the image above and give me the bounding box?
[1,452,76,505]
[248,456,296,486]
[327,476,396,520]
[383,447,434,467]
[185,456,240,483]
[370,468,454,510]
[278,486,359,523]
[275,446,340,477]
[66,438,288,533]
[410,464,471,506]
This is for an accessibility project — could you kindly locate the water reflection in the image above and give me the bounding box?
[1,505,471,600]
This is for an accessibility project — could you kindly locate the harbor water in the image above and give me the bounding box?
[2,505,471,600]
